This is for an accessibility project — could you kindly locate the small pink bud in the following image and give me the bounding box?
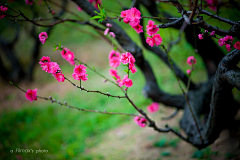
[106,23,112,27]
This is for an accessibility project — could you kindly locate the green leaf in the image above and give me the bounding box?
[91,16,101,20]
[53,49,57,51]
[58,42,61,48]
[114,47,117,51]
[94,11,99,14]
[9,81,13,85]
[92,67,95,70]
[123,69,129,74]
[112,76,117,81]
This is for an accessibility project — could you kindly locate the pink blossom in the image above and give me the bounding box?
[94,0,101,8]
[109,32,116,38]
[48,62,60,74]
[52,11,55,14]
[65,50,75,61]
[223,35,234,44]
[132,24,143,34]
[205,0,218,11]
[104,28,109,35]
[129,18,140,27]
[134,116,147,127]
[39,56,51,65]
[210,31,215,36]
[233,41,240,50]
[198,34,203,40]
[187,56,196,65]
[53,72,65,82]
[109,69,121,82]
[69,60,75,66]
[38,32,48,44]
[152,34,162,46]
[119,75,133,88]
[0,6,8,19]
[146,37,154,47]
[109,50,120,60]
[25,88,37,102]
[146,20,159,36]
[73,64,87,75]
[120,52,135,65]
[89,0,95,3]
[129,64,137,74]
[123,17,131,24]
[186,69,191,75]
[147,102,159,113]
[106,23,112,27]
[77,6,82,11]
[110,57,120,68]
[25,0,34,5]
[127,7,141,20]
[205,30,208,33]
[218,38,225,46]
[120,10,128,18]
[40,63,50,73]
[72,73,88,81]
[226,44,231,52]
[60,48,69,59]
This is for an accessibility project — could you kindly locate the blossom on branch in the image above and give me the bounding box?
[72,64,88,82]
[0,5,8,19]
[39,32,48,44]
[25,88,37,102]
[146,20,159,36]
[134,116,147,127]
[119,75,133,88]
[120,7,143,34]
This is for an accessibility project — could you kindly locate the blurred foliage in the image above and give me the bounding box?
[192,147,218,159]
[153,136,180,148]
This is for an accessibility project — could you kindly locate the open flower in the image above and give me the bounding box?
[25,88,37,102]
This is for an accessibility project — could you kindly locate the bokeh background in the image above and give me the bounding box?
[0,0,240,159]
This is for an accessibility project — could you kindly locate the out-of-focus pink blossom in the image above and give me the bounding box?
[152,34,162,46]
[77,6,82,11]
[186,69,191,75]
[198,34,203,40]
[119,75,133,88]
[25,0,34,5]
[106,23,112,27]
[39,32,48,44]
[187,56,196,66]
[210,31,215,36]
[233,41,240,50]
[0,6,8,19]
[53,72,65,82]
[109,32,116,38]
[109,69,121,82]
[72,73,88,81]
[147,102,159,113]
[134,116,147,127]
[104,28,109,35]
[25,88,37,102]
[226,44,231,52]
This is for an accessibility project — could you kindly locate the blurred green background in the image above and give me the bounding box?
[0,0,239,159]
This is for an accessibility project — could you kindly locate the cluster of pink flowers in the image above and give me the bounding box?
[0,5,8,19]
[205,0,218,11]
[39,56,65,82]
[108,51,136,88]
[134,116,147,127]
[72,64,88,81]
[147,102,159,113]
[104,23,116,38]
[60,48,75,65]
[186,56,196,75]
[120,7,143,34]
[146,20,162,47]
[39,32,48,44]
[120,52,137,74]
[77,0,101,11]
[26,0,34,5]
[218,35,234,52]
[198,30,215,40]
[25,88,37,102]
